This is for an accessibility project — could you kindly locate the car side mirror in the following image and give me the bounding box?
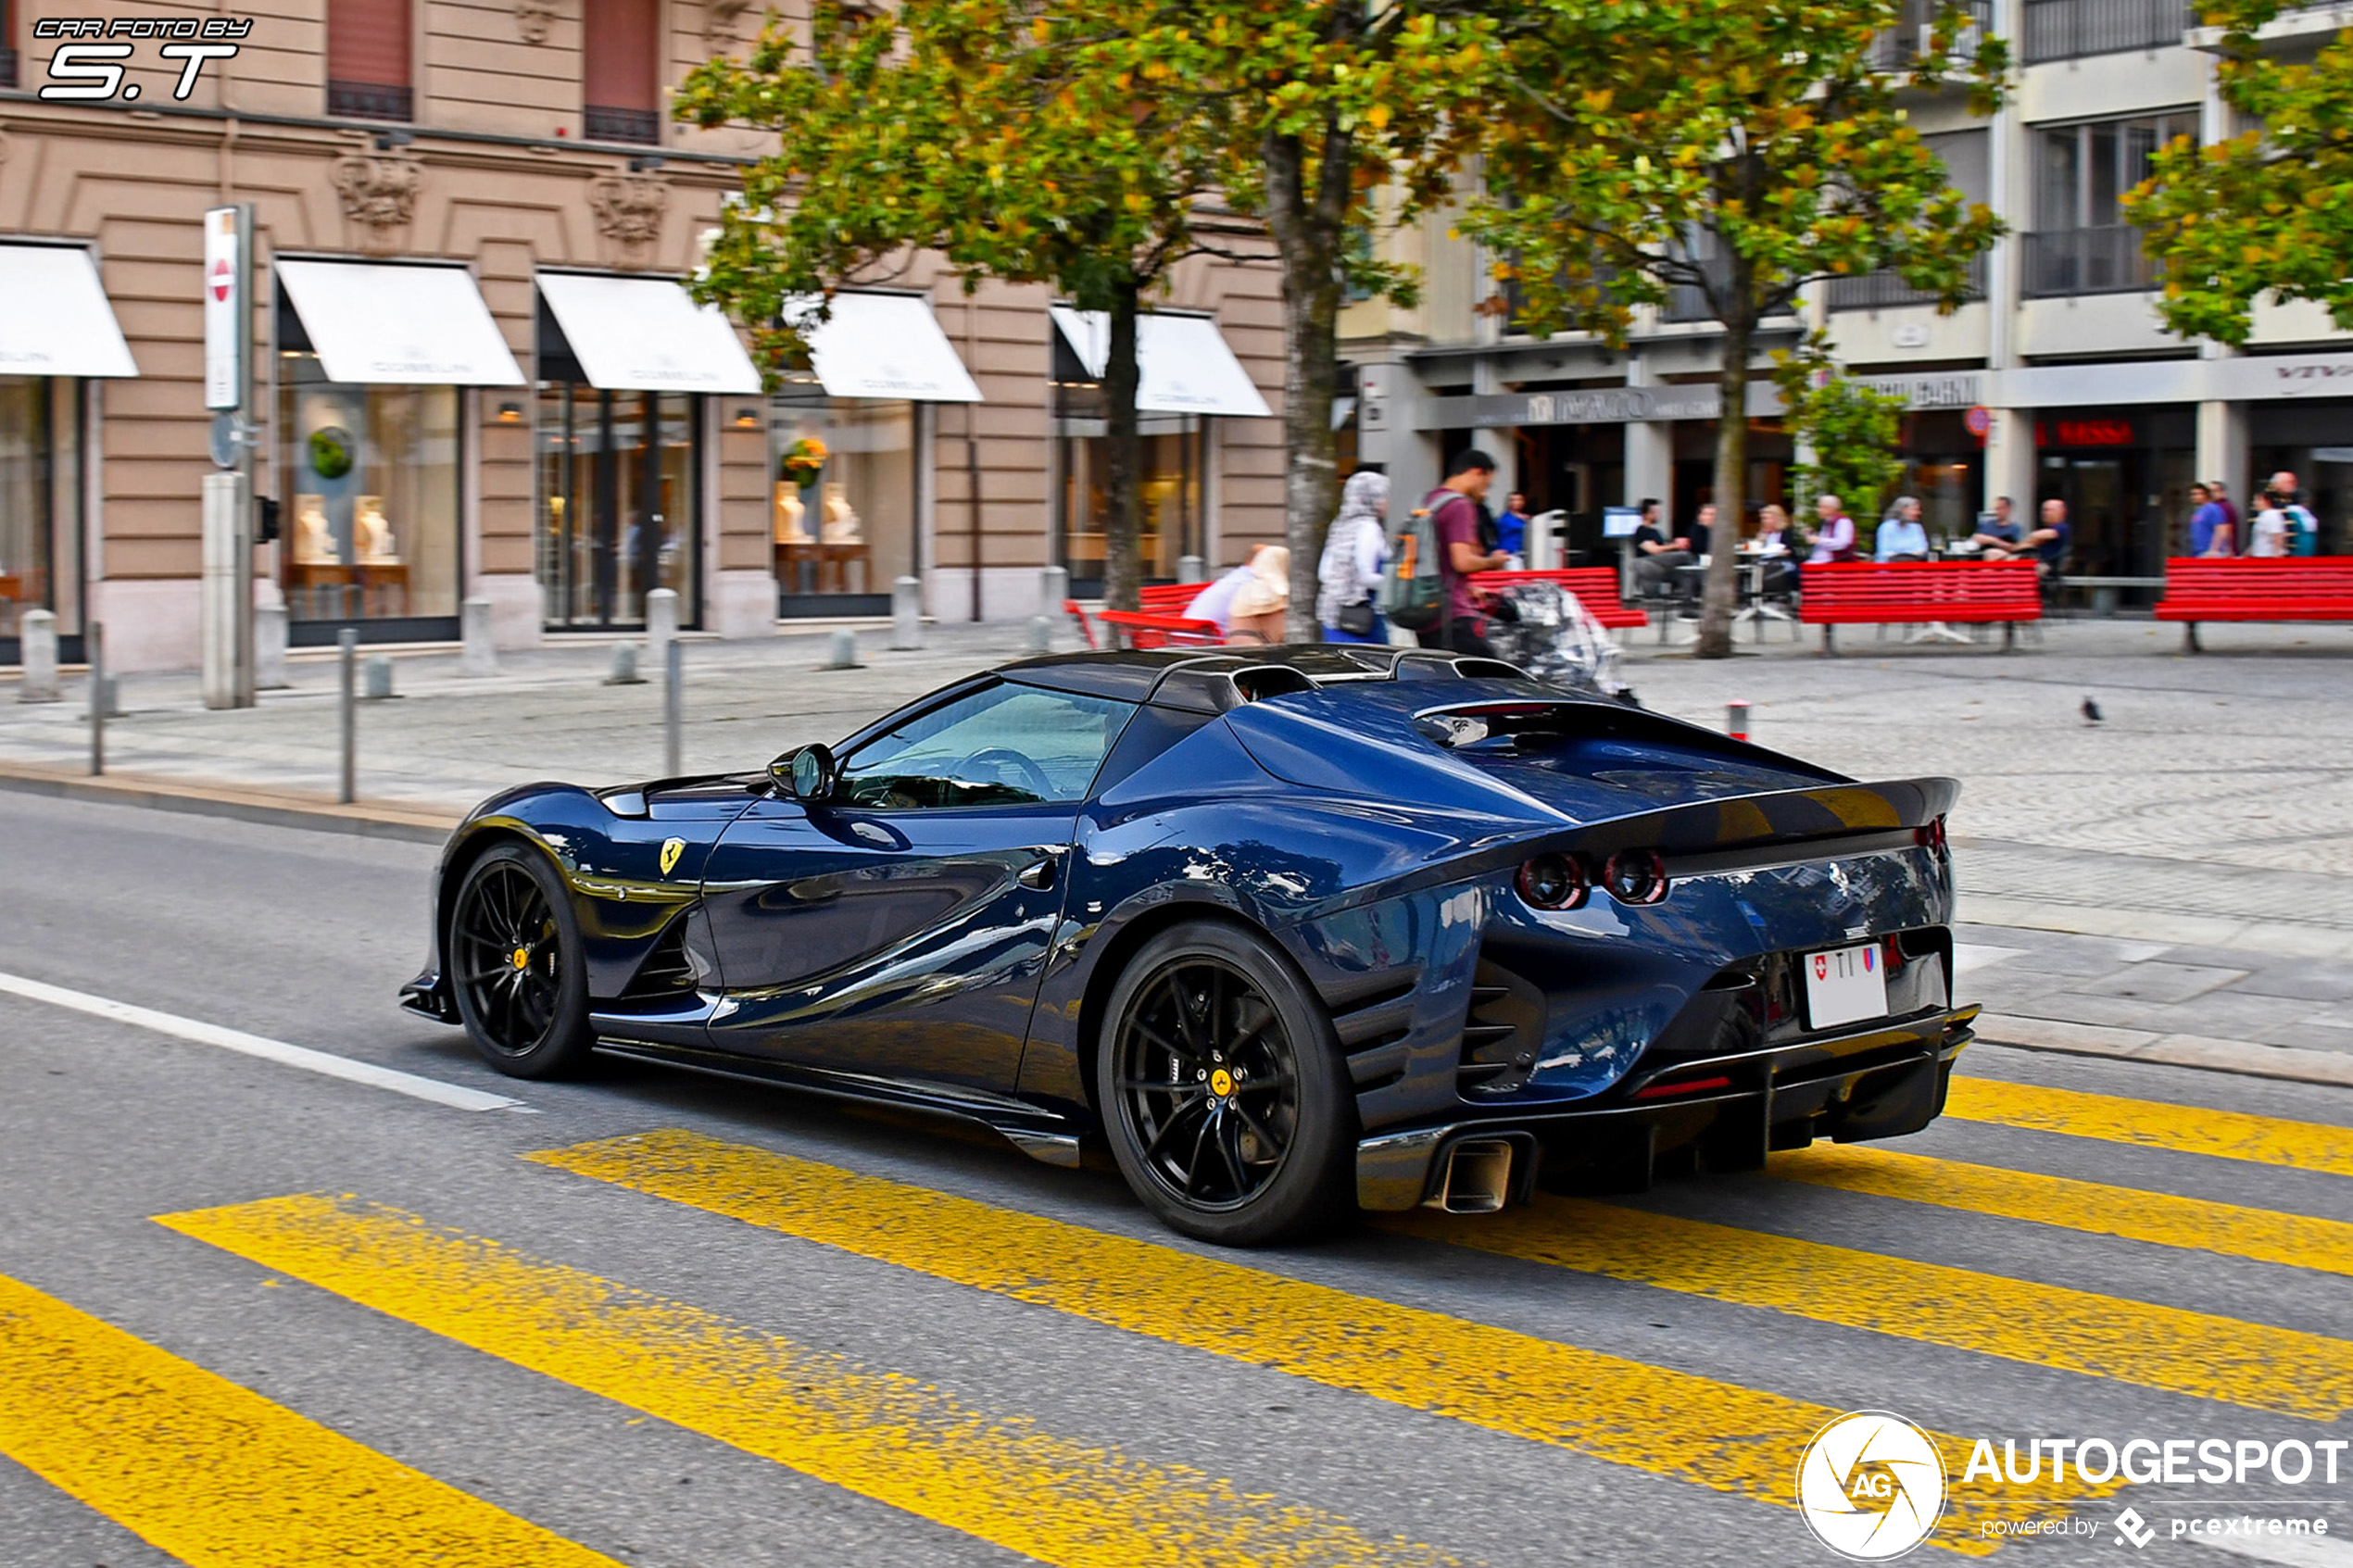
[769,743,837,804]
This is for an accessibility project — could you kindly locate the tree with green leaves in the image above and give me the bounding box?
[676,0,1234,614]
[1774,337,1910,543]
[1464,0,2004,658]
[2122,1,2353,345]
[1102,4,1497,636]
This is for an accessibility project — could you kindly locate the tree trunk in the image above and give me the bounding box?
[1101,281,1144,615]
[1695,289,1752,660]
[1260,130,1342,644]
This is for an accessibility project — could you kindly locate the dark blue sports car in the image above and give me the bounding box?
[402,646,1973,1245]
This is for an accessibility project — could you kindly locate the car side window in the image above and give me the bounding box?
[835,682,1138,810]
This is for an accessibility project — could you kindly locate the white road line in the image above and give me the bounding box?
[0,972,530,1113]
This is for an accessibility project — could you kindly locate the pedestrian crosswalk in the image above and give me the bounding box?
[3,1065,2350,1565]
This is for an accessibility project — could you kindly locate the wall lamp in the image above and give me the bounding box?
[497,402,523,423]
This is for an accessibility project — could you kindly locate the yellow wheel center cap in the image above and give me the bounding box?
[511,947,531,972]
[1209,1068,1234,1098]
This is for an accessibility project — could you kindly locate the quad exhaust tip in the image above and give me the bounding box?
[1428,1137,1516,1214]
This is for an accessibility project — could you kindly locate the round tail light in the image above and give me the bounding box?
[1915,815,1949,854]
[1604,848,1669,906]
[1516,853,1588,910]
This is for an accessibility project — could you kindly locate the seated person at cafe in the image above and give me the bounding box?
[1874,495,1930,562]
[1754,502,1802,596]
[1182,545,1290,645]
[1806,495,1859,563]
[1630,499,1695,595]
[1968,495,2021,555]
[1994,498,2071,578]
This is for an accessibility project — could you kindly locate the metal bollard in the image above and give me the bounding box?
[18,608,59,703]
[338,628,358,804]
[364,655,396,701]
[663,637,683,779]
[1727,699,1750,742]
[824,628,861,670]
[459,596,497,678]
[1027,615,1054,655]
[890,576,923,651]
[1039,564,1070,620]
[87,621,105,776]
[1176,554,1205,585]
[605,643,644,685]
[646,587,679,661]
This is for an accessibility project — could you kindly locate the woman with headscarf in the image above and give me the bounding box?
[1315,469,1390,644]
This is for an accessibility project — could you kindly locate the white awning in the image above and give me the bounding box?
[0,245,138,378]
[1049,306,1272,418]
[537,271,761,394]
[275,259,523,386]
[786,292,982,403]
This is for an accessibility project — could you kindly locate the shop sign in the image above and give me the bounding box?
[202,206,241,410]
[2037,418,2135,447]
[1856,372,1982,409]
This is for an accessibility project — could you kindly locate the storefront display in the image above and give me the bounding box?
[770,390,912,612]
[537,384,700,629]
[278,352,459,629]
[0,377,84,656]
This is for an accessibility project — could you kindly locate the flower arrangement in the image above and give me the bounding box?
[781,435,828,488]
[308,425,355,481]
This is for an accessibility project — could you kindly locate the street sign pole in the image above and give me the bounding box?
[201,203,257,709]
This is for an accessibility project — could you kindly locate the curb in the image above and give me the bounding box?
[0,764,459,846]
[1974,1012,2353,1090]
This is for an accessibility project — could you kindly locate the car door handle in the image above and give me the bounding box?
[1017,854,1061,891]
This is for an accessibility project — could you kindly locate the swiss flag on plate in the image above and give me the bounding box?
[1814,954,1829,980]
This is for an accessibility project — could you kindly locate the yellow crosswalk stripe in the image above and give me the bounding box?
[0,1270,617,1568]
[522,1129,2119,1550]
[155,1191,1454,1568]
[1946,1077,2353,1177]
[1774,1142,2353,1277]
[1388,1196,2353,1421]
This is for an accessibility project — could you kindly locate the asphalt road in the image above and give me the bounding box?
[5,789,2353,1567]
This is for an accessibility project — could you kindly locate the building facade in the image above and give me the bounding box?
[1343,0,2353,580]
[0,0,1287,671]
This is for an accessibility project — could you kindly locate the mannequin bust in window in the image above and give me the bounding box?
[355,496,398,563]
[293,495,335,565]
[774,483,811,545]
[821,481,862,544]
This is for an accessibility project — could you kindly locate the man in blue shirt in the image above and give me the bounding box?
[1495,491,1529,559]
[2188,483,2232,557]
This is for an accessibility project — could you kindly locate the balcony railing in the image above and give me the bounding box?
[327,80,414,122]
[2022,226,2159,296]
[1869,0,1994,70]
[1825,254,1988,310]
[585,105,661,145]
[2022,0,2193,62]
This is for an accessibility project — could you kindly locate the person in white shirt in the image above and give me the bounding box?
[1874,496,1930,562]
[1183,545,1290,643]
[1806,495,1858,563]
[2249,491,2291,558]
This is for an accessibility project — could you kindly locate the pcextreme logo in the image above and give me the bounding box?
[1796,1411,1950,1561]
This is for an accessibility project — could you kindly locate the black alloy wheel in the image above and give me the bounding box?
[449,843,593,1078]
[1101,921,1353,1246]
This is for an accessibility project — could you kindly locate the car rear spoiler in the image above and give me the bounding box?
[1550,776,1961,863]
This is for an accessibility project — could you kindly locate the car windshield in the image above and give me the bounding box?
[837,681,1138,809]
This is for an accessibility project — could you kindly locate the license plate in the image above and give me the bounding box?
[1804,943,1888,1029]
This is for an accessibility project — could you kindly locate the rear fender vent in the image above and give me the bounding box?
[1458,958,1547,1097]
[1331,978,1418,1097]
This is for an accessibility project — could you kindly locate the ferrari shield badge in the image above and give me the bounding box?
[659,837,686,877]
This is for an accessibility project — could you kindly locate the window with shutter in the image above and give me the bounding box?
[584,0,661,144]
[327,0,412,121]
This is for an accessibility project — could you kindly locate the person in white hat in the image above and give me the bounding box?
[1182,545,1290,645]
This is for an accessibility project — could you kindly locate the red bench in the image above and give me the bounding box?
[1800,560,2043,654]
[1094,582,1224,648]
[1468,567,1648,632]
[2154,558,2353,651]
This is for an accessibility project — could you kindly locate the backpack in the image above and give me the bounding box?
[2287,504,2320,557]
[1379,497,1451,631]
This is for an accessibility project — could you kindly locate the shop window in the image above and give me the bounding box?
[584,0,660,144]
[536,383,700,630]
[279,351,459,631]
[1051,354,1206,593]
[2025,109,2197,297]
[0,377,82,651]
[770,385,914,613]
[326,0,413,121]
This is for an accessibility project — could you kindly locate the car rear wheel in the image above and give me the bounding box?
[1100,921,1354,1246]
[449,843,593,1079]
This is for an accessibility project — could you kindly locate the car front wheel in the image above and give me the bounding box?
[1100,920,1354,1246]
[449,843,594,1079]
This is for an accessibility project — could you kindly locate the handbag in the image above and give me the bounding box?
[1337,598,1378,635]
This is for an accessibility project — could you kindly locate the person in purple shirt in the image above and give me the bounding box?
[1418,449,1510,656]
